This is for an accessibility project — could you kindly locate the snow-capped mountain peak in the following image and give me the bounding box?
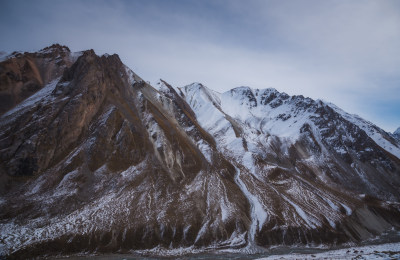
[394,127,400,142]
[180,82,400,199]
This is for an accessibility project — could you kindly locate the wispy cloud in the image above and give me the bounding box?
[1,0,399,131]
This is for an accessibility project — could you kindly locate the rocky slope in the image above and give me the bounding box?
[0,45,399,258]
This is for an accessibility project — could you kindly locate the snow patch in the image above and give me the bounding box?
[1,77,60,120]
[340,203,352,216]
[124,65,137,86]
[283,196,317,229]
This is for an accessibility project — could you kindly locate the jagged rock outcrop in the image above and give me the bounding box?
[0,44,74,115]
[0,46,399,258]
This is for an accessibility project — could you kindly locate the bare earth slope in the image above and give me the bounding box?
[0,46,399,258]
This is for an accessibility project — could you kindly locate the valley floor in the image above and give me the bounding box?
[258,242,400,260]
[51,235,400,260]
[52,241,400,260]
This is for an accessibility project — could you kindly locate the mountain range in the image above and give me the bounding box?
[0,44,399,258]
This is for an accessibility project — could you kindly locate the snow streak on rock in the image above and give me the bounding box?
[234,167,268,248]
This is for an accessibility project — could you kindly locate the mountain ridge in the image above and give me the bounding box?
[179,82,400,159]
[0,45,399,258]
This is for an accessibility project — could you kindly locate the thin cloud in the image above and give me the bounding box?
[0,0,399,131]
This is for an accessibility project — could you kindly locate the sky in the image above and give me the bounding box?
[1,0,399,132]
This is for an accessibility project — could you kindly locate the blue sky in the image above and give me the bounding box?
[1,0,399,132]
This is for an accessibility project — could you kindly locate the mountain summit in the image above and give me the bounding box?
[1,46,399,258]
[394,127,400,141]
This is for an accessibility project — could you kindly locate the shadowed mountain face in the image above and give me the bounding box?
[0,45,399,258]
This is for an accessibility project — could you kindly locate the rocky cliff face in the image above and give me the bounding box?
[0,44,75,115]
[0,46,399,258]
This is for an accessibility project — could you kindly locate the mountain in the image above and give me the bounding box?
[394,127,400,142]
[178,84,400,201]
[0,45,399,258]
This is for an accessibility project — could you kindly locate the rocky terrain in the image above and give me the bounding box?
[0,45,399,258]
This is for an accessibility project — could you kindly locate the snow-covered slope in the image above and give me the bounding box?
[327,103,400,158]
[181,84,400,159]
